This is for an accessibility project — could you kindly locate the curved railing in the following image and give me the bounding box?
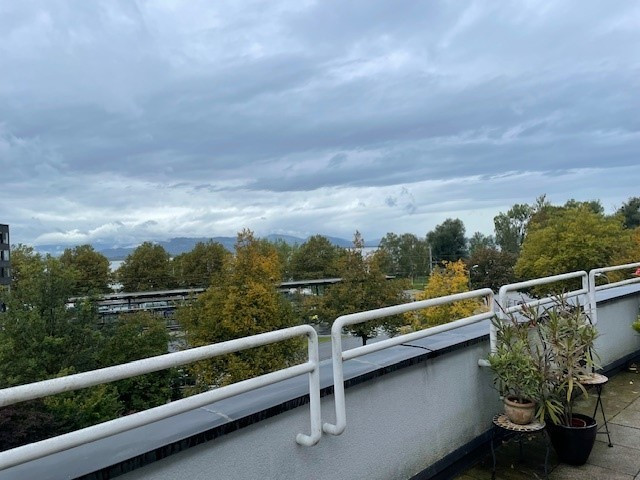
[589,262,640,325]
[322,288,494,436]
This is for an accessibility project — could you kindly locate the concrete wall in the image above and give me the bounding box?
[120,342,500,480]
[594,293,640,368]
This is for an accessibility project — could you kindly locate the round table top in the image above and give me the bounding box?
[493,414,545,432]
[579,372,608,385]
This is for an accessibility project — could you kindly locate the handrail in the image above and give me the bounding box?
[480,271,590,363]
[589,262,640,325]
[322,288,494,436]
[0,325,321,471]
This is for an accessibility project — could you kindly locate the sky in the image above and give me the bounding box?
[1,1,639,247]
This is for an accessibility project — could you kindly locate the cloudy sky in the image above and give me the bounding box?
[1,1,639,247]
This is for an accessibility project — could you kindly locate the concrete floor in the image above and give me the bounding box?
[455,370,640,480]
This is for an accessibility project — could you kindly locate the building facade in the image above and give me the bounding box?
[0,224,9,286]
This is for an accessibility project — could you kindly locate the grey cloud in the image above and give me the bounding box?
[1,1,639,245]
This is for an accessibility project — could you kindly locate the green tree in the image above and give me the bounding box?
[0,247,180,451]
[269,238,299,280]
[0,249,121,449]
[289,235,341,280]
[611,227,640,274]
[412,260,485,328]
[468,232,496,256]
[378,233,429,279]
[172,241,229,288]
[117,242,173,292]
[493,203,534,254]
[515,205,633,293]
[563,199,604,215]
[0,250,103,384]
[617,197,640,229]
[312,232,408,345]
[427,218,467,263]
[468,247,518,292]
[100,312,174,413]
[178,230,304,388]
[59,244,111,296]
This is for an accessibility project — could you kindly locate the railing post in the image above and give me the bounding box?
[587,270,597,324]
[296,329,321,446]
[323,319,346,436]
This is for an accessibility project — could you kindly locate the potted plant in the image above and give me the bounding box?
[534,298,600,466]
[488,314,542,425]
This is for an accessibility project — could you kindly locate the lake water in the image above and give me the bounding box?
[109,260,123,272]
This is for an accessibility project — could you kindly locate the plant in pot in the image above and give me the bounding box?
[535,297,600,466]
[488,313,542,425]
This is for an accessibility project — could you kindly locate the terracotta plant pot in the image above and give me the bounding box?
[503,396,536,425]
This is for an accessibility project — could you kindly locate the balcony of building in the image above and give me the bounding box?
[0,265,639,480]
[456,369,640,480]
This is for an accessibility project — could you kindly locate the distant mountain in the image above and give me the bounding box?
[34,234,379,260]
[264,234,305,245]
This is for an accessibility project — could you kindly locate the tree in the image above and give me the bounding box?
[100,312,174,413]
[564,199,604,215]
[269,239,298,280]
[494,203,534,254]
[59,244,111,296]
[172,241,229,288]
[0,249,121,448]
[609,227,640,282]
[468,232,496,256]
[468,247,518,292]
[427,218,467,264]
[617,197,640,229]
[0,249,104,385]
[117,242,173,292]
[412,260,484,328]
[312,232,409,345]
[289,235,341,280]
[515,205,633,293]
[378,233,429,279]
[178,230,304,388]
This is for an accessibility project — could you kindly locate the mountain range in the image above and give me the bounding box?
[35,235,381,260]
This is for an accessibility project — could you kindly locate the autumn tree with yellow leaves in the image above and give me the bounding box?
[178,230,304,390]
[412,260,484,328]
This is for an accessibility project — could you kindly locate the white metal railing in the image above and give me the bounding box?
[322,288,494,436]
[475,270,590,364]
[589,262,640,325]
[0,325,321,471]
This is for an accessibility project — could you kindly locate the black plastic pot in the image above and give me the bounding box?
[547,413,597,465]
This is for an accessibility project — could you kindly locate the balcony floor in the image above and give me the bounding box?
[455,370,640,480]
